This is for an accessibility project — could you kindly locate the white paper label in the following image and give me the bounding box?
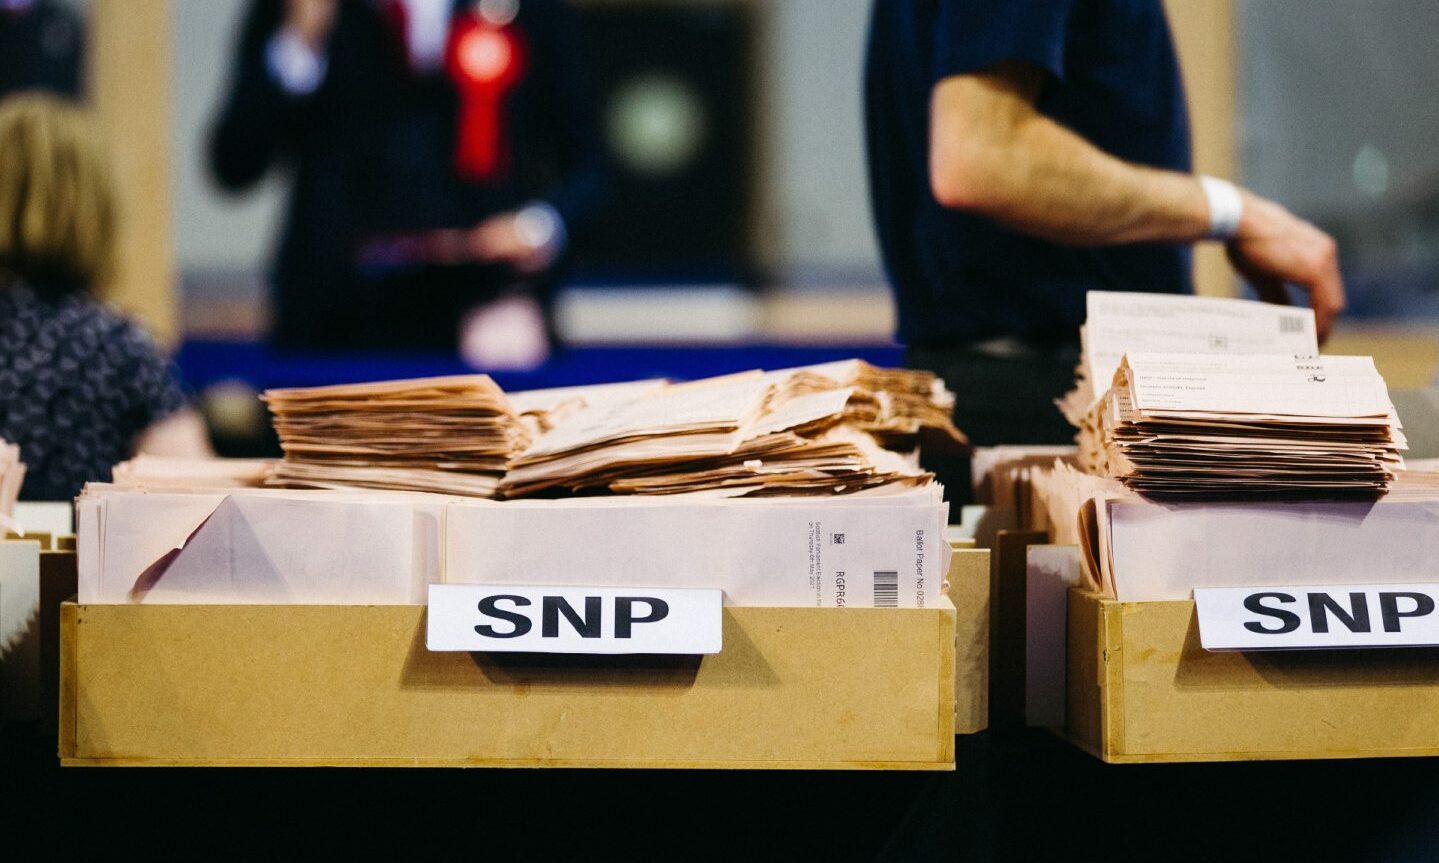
[426,584,723,654]
[1194,583,1439,650]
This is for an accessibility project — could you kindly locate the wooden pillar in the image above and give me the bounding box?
[87,0,176,344]
[1165,0,1239,298]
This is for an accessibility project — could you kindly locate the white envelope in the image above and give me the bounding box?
[445,496,950,608]
[1105,497,1439,602]
[79,491,442,604]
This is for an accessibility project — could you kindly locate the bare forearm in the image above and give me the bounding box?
[930,72,1209,246]
[928,64,1345,341]
[947,117,1208,245]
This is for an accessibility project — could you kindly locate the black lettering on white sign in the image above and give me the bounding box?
[1197,584,1439,651]
[430,584,721,655]
[475,594,671,640]
[1242,592,1300,634]
[475,594,532,638]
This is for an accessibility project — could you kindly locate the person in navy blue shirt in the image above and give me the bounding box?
[865,0,1344,484]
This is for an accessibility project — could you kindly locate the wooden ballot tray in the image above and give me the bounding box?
[59,548,990,769]
[1065,588,1439,763]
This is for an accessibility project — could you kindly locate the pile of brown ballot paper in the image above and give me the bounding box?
[1080,352,1406,497]
[260,361,965,499]
[503,360,965,497]
[263,375,526,497]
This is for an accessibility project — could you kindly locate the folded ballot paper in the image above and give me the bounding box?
[263,374,525,497]
[76,481,948,607]
[1058,290,1320,425]
[500,360,963,498]
[258,363,962,500]
[505,378,669,437]
[76,485,450,604]
[444,485,950,608]
[111,454,274,488]
[1032,462,1439,601]
[1084,352,1405,496]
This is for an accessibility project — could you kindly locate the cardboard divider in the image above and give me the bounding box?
[1064,575,1439,765]
[948,545,990,735]
[1067,588,1439,764]
[990,530,1045,729]
[994,528,1439,763]
[38,549,77,739]
[4,532,52,550]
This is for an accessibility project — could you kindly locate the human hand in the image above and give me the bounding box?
[283,0,337,50]
[459,294,551,370]
[1225,190,1345,344]
[468,207,563,275]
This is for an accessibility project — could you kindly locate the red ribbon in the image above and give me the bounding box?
[445,13,526,182]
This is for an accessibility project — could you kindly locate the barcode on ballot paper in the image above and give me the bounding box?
[1279,314,1305,334]
[873,571,899,607]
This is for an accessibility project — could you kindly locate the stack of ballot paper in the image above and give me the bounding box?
[263,375,525,497]
[505,379,668,438]
[1033,461,1439,601]
[1060,290,1321,425]
[75,482,948,607]
[112,454,274,488]
[1029,459,1125,549]
[1,440,24,533]
[1083,352,1406,497]
[971,445,1078,527]
[76,484,452,604]
[502,360,965,497]
[257,362,961,499]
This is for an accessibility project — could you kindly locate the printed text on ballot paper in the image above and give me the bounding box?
[426,584,723,655]
[1195,583,1439,650]
[807,521,930,608]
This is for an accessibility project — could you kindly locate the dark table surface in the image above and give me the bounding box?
[10,721,1439,860]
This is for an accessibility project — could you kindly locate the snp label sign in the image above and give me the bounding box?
[427,584,723,655]
[1195,583,1439,650]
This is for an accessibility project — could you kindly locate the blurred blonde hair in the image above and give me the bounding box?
[0,92,116,295]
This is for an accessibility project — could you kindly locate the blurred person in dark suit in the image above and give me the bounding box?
[0,94,211,501]
[0,0,83,101]
[209,0,604,367]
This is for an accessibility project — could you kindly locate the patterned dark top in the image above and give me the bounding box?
[0,282,188,500]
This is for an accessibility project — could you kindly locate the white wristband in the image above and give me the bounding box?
[266,29,328,96]
[1199,175,1243,241]
[514,202,566,256]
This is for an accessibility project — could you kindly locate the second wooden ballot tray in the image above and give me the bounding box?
[1066,588,1439,763]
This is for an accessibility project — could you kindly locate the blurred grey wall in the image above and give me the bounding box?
[1241,0,1439,318]
[1241,0,1439,219]
[171,0,286,275]
[760,0,880,281]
